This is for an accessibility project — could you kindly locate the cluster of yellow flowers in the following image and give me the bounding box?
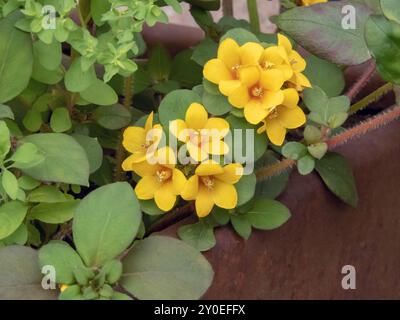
[204,34,311,146]
[122,108,243,217]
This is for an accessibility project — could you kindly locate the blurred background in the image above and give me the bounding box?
[164,0,280,33]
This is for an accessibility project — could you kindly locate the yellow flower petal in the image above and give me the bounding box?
[215,163,243,184]
[122,127,146,154]
[265,118,287,146]
[239,42,264,65]
[195,161,224,176]
[262,90,284,111]
[122,154,147,171]
[169,119,188,142]
[218,38,240,69]
[172,168,187,195]
[154,181,176,211]
[228,84,250,108]
[187,142,208,162]
[282,88,299,109]
[212,180,237,210]
[219,80,242,96]
[203,118,229,137]
[131,161,161,177]
[278,106,306,129]
[204,140,229,155]
[289,51,306,73]
[135,176,161,200]
[195,185,214,217]
[260,46,288,66]
[238,65,260,87]
[295,72,312,88]
[276,64,293,81]
[144,112,154,132]
[203,59,233,84]
[260,69,285,92]
[181,175,199,200]
[185,103,208,130]
[257,122,266,134]
[244,99,268,125]
[278,34,293,54]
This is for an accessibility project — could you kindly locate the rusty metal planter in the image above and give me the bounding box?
[143,24,400,299]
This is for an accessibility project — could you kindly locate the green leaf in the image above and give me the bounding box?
[226,115,267,162]
[50,108,72,133]
[230,214,252,239]
[33,40,61,71]
[29,201,78,224]
[0,104,14,120]
[202,90,233,116]
[0,12,33,103]
[64,58,97,93]
[148,44,172,81]
[120,235,214,300]
[158,89,202,127]
[0,120,10,159]
[32,62,63,85]
[235,173,256,206]
[304,125,322,145]
[22,133,90,186]
[23,109,43,132]
[0,201,28,240]
[246,198,291,230]
[315,152,358,207]
[10,142,42,168]
[191,38,218,66]
[276,1,372,65]
[381,0,400,23]
[1,169,19,200]
[72,134,103,174]
[308,142,328,160]
[73,182,142,267]
[140,199,165,216]
[164,0,183,13]
[255,150,291,199]
[303,55,345,97]
[91,0,111,26]
[220,28,259,45]
[178,221,216,252]
[365,15,400,84]
[153,80,181,94]
[0,246,57,299]
[186,0,220,11]
[0,224,28,246]
[282,141,307,160]
[39,241,85,284]
[297,154,315,175]
[80,79,118,106]
[93,104,132,130]
[18,175,40,191]
[27,185,69,203]
[170,49,203,88]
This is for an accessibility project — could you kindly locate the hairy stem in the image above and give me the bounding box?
[247,0,260,34]
[350,82,394,114]
[345,60,376,102]
[114,75,134,182]
[256,105,400,181]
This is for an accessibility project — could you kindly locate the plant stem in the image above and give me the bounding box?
[222,0,234,17]
[350,82,394,114]
[247,0,260,34]
[114,75,134,182]
[345,60,376,102]
[256,105,400,180]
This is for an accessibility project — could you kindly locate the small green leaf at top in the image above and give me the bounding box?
[282,141,307,160]
[246,198,291,230]
[178,220,216,252]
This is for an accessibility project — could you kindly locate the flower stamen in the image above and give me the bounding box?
[201,176,215,190]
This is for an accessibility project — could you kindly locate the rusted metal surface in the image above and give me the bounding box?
[160,118,400,299]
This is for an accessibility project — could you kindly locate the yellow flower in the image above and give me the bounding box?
[257,88,306,146]
[277,34,311,91]
[219,65,285,125]
[122,112,163,171]
[302,0,328,6]
[259,44,293,81]
[134,147,187,212]
[203,38,264,88]
[60,284,69,292]
[181,161,243,217]
[169,103,230,162]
